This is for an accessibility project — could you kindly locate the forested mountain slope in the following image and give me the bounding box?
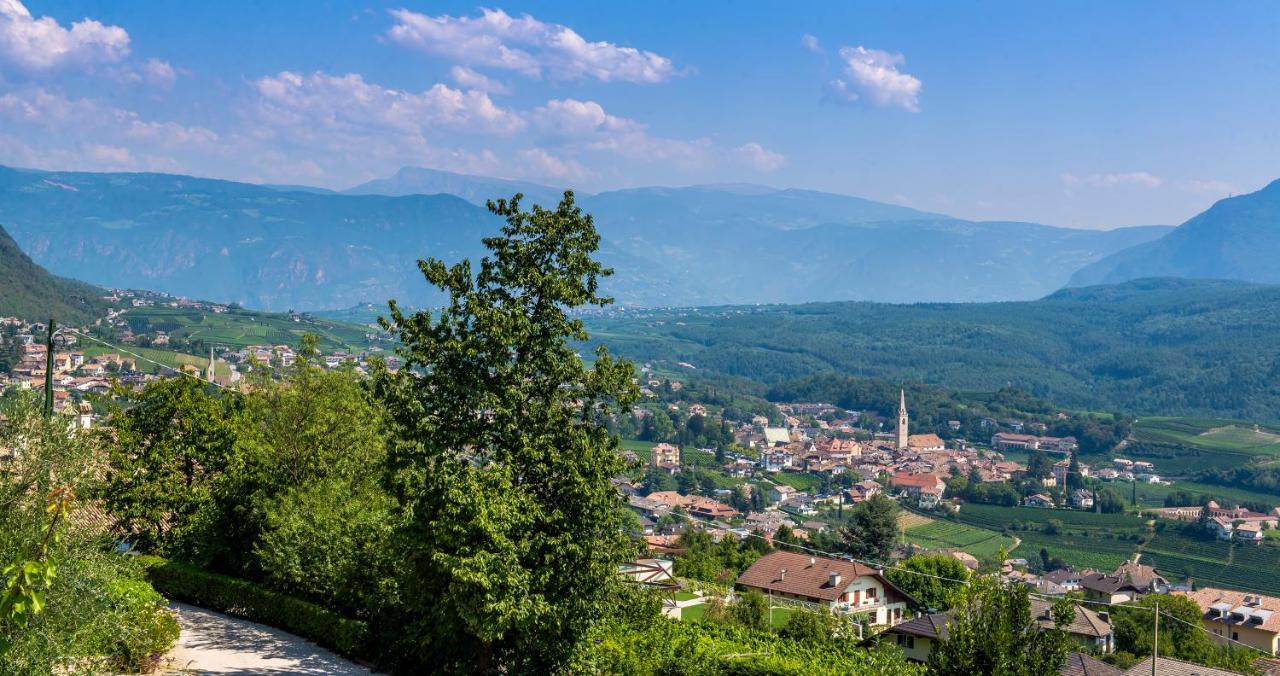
[584,278,1280,420]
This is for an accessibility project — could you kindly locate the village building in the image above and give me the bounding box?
[736,551,914,626]
[879,598,1113,662]
[650,443,681,472]
[1080,561,1167,604]
[1176,587,1280,655]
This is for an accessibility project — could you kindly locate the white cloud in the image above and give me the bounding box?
[733,142,785,172]
[387,8,678,83]
[518,147,590,183]
[450,65,510,95]
[140,58,177,87]
[532,97,709,166]
[253,71,526,136]
[830,46,922,112]
[801,34,821,53]
[0,0,130,72]
[1061,171,1163,189]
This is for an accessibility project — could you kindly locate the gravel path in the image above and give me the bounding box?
[162,602,376,675]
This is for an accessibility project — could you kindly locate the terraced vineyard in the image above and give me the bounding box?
[1143,529,1280,596]
[1134,417,1280,457]
[955,504,1148,532]
[901,515,1015,561]
[1013,531,1137,571]
[122,306,376,353]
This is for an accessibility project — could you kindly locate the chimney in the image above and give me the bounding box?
[778,568,787,582]
[808,556,816,567]
[829,571,841,587]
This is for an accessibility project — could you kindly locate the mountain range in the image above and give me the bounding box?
[582,277,1280,421]
[0,164,1191,311]
[1069,178,1280,287]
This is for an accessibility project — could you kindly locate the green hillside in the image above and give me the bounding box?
[0,223,110,325]
[120,306,378,354]
[584,278,1280,421]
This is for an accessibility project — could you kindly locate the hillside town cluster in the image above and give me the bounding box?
[0,305,395,428]
[618,389,1280,666]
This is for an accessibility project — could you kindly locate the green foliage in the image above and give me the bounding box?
[1110,594,1257,673]
[255,477,399,619]
[373,192,643,673]
[102,377,238,558]
[672,529,766,583]
[842,493,901,563]
[100,576,181,673]
[583,278,1280,421]
[731,590,771,633]
[0,395,177,675]
[0,224,109,325]
[140,556,371,659]
[886,555,970,611]
[571,612,921,675]
[926,575,1073,676]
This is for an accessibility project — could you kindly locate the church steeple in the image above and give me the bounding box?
[895,389,909,451]
[206,346,216,383]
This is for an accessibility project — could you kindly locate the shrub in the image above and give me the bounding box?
[138,557,370,659]
[102,577,181,673]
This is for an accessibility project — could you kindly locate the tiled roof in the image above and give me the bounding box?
[1176,587,1280,633]
[1031,598,1112,638]
[736,550,912,603]
[1123,656,1240,675]
[884,611,948,639]
[1061,652,1122,676]
[882,601,1110,642]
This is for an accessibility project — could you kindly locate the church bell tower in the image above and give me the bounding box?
[895,389,909,451]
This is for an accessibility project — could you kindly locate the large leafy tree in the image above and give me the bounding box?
[374,192,641,673]
[886,554,970,611]
[841,493,900,563]
[1110,594,1256,672]
[927,574,1073,676]
[102,377,237,557]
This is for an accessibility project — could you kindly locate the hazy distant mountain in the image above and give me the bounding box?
[344,166,569,207]
[0,164,1172,310]
[1069,179,1280,287]
[579,186,1170,304]
[0,223,107,325]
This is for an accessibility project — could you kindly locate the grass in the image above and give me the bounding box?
[1143,527,1280,596]
[770,472,824,492]
[1132,480,1279,510]
[1134,417,1280,457]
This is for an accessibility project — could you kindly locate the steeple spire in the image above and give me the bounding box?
[206,346,216,383]
[895,388,909,451]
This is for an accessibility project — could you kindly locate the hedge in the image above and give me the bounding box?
[135,555,372,660]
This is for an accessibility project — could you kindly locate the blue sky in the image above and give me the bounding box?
[0,1,1276,228]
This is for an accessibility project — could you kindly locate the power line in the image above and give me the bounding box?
[60,328,241,395]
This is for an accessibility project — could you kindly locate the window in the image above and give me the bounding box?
[896,634,915,650]
[868,587,878,601]
[1232,632,1239,641]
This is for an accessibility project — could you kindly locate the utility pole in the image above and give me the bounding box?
[1152,599,1159,676]
[43,318,55,417]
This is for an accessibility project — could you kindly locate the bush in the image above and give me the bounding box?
[102,577,181,673]
[138,556,371,660]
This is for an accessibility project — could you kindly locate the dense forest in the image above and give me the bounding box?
[584,277,1280,421]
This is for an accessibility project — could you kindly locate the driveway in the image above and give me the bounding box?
[162,602,376,675]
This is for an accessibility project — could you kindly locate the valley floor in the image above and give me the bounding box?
[161,602,375,675]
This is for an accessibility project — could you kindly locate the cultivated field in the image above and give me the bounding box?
[123,307,375,353]
[1134,417,1280,457]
